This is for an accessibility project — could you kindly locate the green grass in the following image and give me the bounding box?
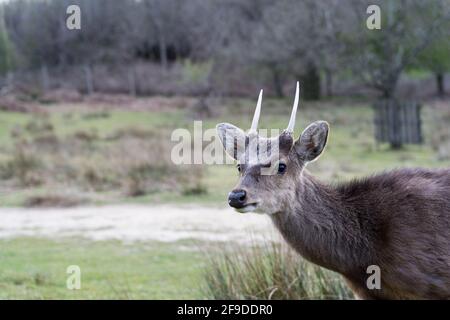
[0,237,353,300]
[49,110,184,137]
[0,109,184,141]
[0,112,30,145]
[0,238,204,299]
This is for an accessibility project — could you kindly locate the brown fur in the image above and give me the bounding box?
[271,168,450,299]
[217,121,450,299]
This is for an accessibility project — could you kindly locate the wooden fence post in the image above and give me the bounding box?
[373,99,422,148]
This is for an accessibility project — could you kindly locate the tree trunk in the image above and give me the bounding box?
[40,65,50,92]
[271,67,284,98]
[5,71,13,89]
[436,72,445,97]
[389,102,403,150]
[325,68,333,97]
[384,97,403,150]
[128,67,136,96]
[158,33,168,70]
[0,71,13,93]
[299,63,321,101]
[83,64,94,95]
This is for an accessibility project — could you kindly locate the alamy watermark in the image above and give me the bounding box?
[171,121,281,175]
[66,5,81,30]
[366,265,381,290]
[66,265,81,290]
[366,4,381,30]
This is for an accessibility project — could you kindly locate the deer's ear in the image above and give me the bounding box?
[216,123,247,160]
[294,121,329,162]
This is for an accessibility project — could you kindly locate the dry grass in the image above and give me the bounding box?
[23,194,84,208]
[1,143,43,186]
[0,115,206,205]
[202,241,353,300]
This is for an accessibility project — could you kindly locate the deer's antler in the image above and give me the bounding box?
[286,81,300,133]
[249,89,263,135]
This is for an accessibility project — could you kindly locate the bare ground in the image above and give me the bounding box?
[0,204,275,243]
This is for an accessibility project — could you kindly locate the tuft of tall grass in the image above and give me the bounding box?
[202,241,353,300]
[1,142,43,186]
[118,134,206,197]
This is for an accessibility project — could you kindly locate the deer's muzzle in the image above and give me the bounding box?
[228,189,247,209]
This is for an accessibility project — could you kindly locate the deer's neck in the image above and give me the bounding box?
[271,172,372,275]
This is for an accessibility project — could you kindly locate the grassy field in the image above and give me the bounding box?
[1,97,449,207]
[0,96,449,299]
[0,237,205,299]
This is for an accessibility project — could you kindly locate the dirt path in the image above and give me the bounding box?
[0,204,276,243]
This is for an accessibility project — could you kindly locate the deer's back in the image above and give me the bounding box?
[337,168,450,299]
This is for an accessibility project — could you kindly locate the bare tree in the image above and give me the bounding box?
[347,0,450,148]
[1,0,448,102]
[348,0,449,99]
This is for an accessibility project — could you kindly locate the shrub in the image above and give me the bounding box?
[73,130,99,143]
[24,194,84,208]
[25,117,54,135]
[123,163,163,197]
[117,133,206,197]
[2,143,42,186]
[202,241,353,300]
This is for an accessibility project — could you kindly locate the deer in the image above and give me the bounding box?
[216,82,450,299]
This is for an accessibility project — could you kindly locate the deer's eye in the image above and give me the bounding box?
[278,163,287,174]
[237,164,241,172]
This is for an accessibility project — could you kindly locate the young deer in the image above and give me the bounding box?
[216,82,450,299]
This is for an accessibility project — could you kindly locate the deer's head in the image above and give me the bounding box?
[216,82,329,215]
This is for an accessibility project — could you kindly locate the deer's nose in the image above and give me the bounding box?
[228,189,247,208]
